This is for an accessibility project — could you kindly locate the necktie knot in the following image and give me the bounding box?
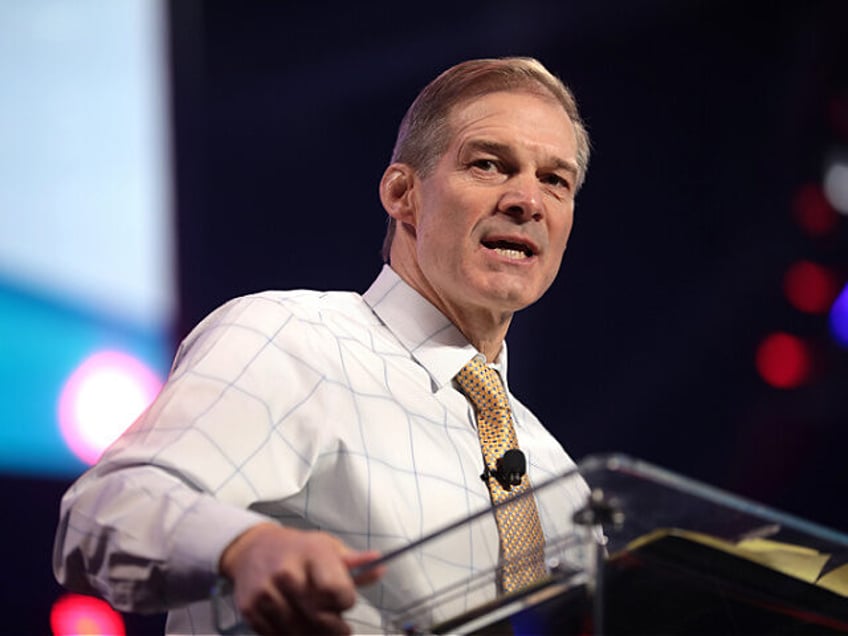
[455,357,510,411]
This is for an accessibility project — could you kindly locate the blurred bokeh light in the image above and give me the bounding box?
[50,594,126,636]
[58,350,163,465]
[792,183,840,237]
[783,260,840,314]
[830,283,848,347]
[755,332,812,389]
[823,156,848,215]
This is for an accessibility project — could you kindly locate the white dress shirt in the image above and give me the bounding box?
[53,265,588,634]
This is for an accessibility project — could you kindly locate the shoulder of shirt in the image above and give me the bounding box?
[172,288,377,368]
[202,288,371,327]
[241,288,368,316]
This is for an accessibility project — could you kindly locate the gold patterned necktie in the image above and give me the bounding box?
[455,356,547,593]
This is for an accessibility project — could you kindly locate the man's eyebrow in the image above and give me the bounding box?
[463,139,514,159]
[551,157,579,179]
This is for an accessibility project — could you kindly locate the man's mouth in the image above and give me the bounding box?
[481,239,536,260]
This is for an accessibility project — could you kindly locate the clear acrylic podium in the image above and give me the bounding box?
[213,453,848,634]
[363,453,848,635]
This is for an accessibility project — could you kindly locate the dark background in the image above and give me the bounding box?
[9,1,848,633]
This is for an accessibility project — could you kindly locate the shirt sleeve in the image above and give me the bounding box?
[52,464,269,612]
[52,293,332,612]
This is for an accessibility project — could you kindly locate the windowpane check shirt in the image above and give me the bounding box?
[54,265,588,634]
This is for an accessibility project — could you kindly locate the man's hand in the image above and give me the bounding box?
[219,522,384,635]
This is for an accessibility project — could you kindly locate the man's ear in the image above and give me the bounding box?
[379,163,417,225]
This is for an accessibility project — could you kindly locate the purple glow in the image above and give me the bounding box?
[831,283,848,348]
[57,350,163,465]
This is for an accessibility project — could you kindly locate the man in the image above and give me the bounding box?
[53,56,591,635]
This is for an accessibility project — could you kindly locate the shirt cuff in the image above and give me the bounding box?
[167,495,271,602]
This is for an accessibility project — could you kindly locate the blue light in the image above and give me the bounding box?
[0,282,170,478]
[830,283,848,348]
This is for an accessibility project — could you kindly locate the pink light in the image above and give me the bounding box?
[50,593,126,636]
[58,350,162,465]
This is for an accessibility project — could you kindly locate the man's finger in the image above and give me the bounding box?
[305,555,357,611]
[343,550,386,586]
[241,585,295,636]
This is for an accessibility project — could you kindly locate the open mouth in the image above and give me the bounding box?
[481,239,535,260]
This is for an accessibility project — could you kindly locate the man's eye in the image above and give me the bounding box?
[543,174,571,189]
[471,159,498,171]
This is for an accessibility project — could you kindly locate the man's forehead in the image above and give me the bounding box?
[446,91,577,157]
[448,87,567,121]
[449,89,572,130]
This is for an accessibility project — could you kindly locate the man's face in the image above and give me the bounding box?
[410,90,579,319]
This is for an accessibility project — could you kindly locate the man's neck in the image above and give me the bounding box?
[388,262,512,362]
[449,307,510,362]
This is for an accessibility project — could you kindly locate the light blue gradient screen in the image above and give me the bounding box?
[0,0,174,477]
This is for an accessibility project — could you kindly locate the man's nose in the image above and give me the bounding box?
[496,173,543,221]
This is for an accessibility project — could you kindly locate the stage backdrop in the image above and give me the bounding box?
[1,1,846,634]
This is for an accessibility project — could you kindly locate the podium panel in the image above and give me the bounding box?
[374,454,848,635]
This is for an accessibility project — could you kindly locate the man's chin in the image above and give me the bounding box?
[477,284,543,314]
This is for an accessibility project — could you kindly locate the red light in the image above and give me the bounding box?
[783,260,840,314]
[50,593,125,636]
[792,183,839,237]
[755,332,812,389]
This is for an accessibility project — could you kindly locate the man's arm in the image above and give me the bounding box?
[52,462,269,612]
[53,293,385,631]
[53,463,383,634]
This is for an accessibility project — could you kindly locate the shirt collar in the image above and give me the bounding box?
[363,265,510,392]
